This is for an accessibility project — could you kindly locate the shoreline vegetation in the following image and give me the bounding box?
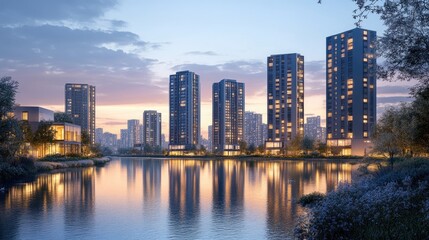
[0,156,111,188]
[295,157,429,239]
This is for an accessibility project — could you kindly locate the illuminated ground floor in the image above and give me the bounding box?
[327,138,373,156]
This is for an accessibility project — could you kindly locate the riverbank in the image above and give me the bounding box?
[0,156,111,187]
[35,157,111,171]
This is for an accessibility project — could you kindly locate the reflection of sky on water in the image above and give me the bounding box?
[0,158,356,239]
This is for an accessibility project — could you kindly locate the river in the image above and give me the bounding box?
[0,157,358,239]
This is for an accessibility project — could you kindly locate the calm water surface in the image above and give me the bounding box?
[0,157,357,239]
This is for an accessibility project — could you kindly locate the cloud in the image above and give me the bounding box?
[110,19,127,29]
[172,61,265,102]
[0,1,169,108]
[0,0,118,25]
[0,25,151,69]
[185,51,218,56]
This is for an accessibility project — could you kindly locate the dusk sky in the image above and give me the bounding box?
[1,0,414,138]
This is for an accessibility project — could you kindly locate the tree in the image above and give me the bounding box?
[352,0,429,93]
[411,86,429,153]
[199,145,207,155]
[317,142,328,156]
[239,141,247,154]
[54,112,73,123]
[0,76,21,161]
[0,118,24,160]
[81,130,91,155]
[32,121,55,157]
[257,144,265,154]
[247,144,256,155]
[288,135,303,155]
[0,76,19,119]
[371,105,414,164]
[18,120,33,155]
[301,136,315,155]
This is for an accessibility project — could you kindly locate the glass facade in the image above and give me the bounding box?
[65,84,96,144]
[326,28,376,156]
[169,71,200,153]
[212,79,245,155]
[266,53,304,154]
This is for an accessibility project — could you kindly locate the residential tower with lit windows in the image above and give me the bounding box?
[212,79,245,156]
[265,53,304,154]
[143,110,162,148]
[326,28,376,156]
[169,71,200,155]
[65,83,95,144]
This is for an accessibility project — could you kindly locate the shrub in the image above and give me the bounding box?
[299,192,325,207]
[296,158,429,239]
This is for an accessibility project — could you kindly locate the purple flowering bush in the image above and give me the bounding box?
[296,158,429,239]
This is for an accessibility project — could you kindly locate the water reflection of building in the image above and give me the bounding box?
[168,160,201,238]
[0,169,95,239]
[266,162,300,239]
[121,158,140,188]
[142,159,162,201]
[211,160,245,234]
[264,161,354,239]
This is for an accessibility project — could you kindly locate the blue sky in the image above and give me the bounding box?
[1,0,414,137]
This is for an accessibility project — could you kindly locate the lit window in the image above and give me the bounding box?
[363,131,368,137]
[347,38,353,50]
[347,133,353,138]
[363,98,368,103]
[22,111,28,121]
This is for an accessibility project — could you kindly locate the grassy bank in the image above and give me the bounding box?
[0,156,111,186]
[296,158,429,239]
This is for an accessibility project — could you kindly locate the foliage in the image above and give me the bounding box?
[31,121,55,157]
[301,136,315,155]
[239,141,247,154]
[0,157,36,183]
[257,144,265,154]
[352,0,429,93]
[54,112,73,123]
[372,105,410,161]
[372,94,429,160]
[411,86,429,152]
[0,76,21,161]
[299,192,326,207]
[288,135,303,155]
[0,76,19,119]
[0,118,24,161]
[247,144,256,155]
[81,130,91,155]
[316,142,327,156]
[296,158,429,239]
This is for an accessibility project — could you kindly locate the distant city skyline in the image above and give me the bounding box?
[2,1,415,138]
